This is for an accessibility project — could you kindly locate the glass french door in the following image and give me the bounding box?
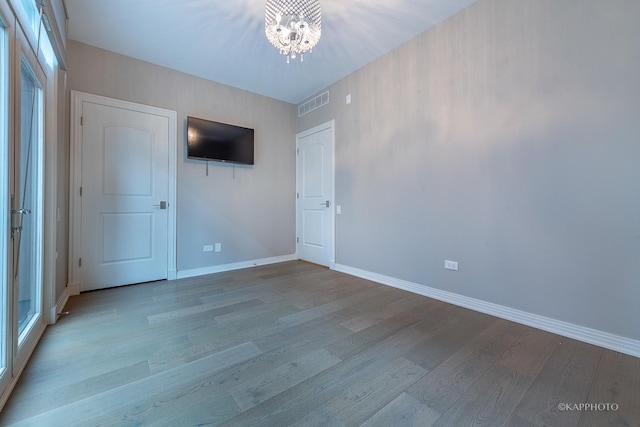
[0,8,45,398]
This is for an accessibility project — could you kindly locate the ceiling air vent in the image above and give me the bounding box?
[298,91,329,117]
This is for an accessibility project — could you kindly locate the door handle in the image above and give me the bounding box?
[10,208,30,237]
[153,201,167,209]
[320,200,330,208]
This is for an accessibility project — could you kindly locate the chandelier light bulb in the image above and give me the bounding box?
[265,0,321,63]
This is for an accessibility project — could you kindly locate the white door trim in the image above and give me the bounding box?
[68,91,177,295]
[296,120,335,269]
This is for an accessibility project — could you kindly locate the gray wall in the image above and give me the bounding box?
[67,40,297,273]
[299,0,640,340]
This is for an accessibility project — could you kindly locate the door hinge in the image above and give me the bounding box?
[296,237,299,243]
[296,193,299,199]
[79,258,82,267]
[81,116,83,126]
[79,186,82,196]
[297,148,299,155]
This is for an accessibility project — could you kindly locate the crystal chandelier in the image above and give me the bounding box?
[265,0,322,63]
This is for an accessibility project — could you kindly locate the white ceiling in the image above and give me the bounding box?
[64,0,477,104]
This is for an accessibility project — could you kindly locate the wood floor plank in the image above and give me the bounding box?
[277,285,392,328]
[147,296,261,324]
[214,299,292,323]
[258,275,359,306]
[430,328,558,426]
[310,357,428,426]
[252,309,354,354]
[578,350,640,427]
[340,293,430,333]
[405,320,525,415]
[361,392,440,427]
[202,324,348,397]
[146,393,241,427]
[186,303,300,343]
[4,342,262,426]
[286,276,382,310]
[290,409,347,427]
[403,308,497,371]
[0,360,151,425]
[432,363,534,427]
[17,332,190,391]
[149,305,300,373]
[230,347,342,411]
[326,304,431,360]
[505,338,602,427]
[497,327,560,375]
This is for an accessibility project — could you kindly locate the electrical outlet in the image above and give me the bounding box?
[215,243,222,252]
[444,260,459,271]
[203,245,214,252]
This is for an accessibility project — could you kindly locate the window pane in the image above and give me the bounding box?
[19,0,54,69]
[19,0,39,35]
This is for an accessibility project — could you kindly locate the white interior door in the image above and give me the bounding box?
[79,101,170,291]
[296,121,334,267]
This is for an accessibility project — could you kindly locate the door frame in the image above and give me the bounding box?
[68,91,177,295]
[0,0,14,399]
[295,120,336,269]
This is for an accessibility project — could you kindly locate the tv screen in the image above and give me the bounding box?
[187,116,254,165]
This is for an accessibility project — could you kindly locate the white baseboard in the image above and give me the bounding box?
[177,254,298,279]
[50,287,70,325]
[335,264,640,359]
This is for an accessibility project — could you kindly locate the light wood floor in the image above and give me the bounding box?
[1,261,638,426]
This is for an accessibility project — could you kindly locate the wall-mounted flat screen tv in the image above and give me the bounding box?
[187,116,254,165]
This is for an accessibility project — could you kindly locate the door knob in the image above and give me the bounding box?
[320,200,330,208]
[153,201,167,209]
